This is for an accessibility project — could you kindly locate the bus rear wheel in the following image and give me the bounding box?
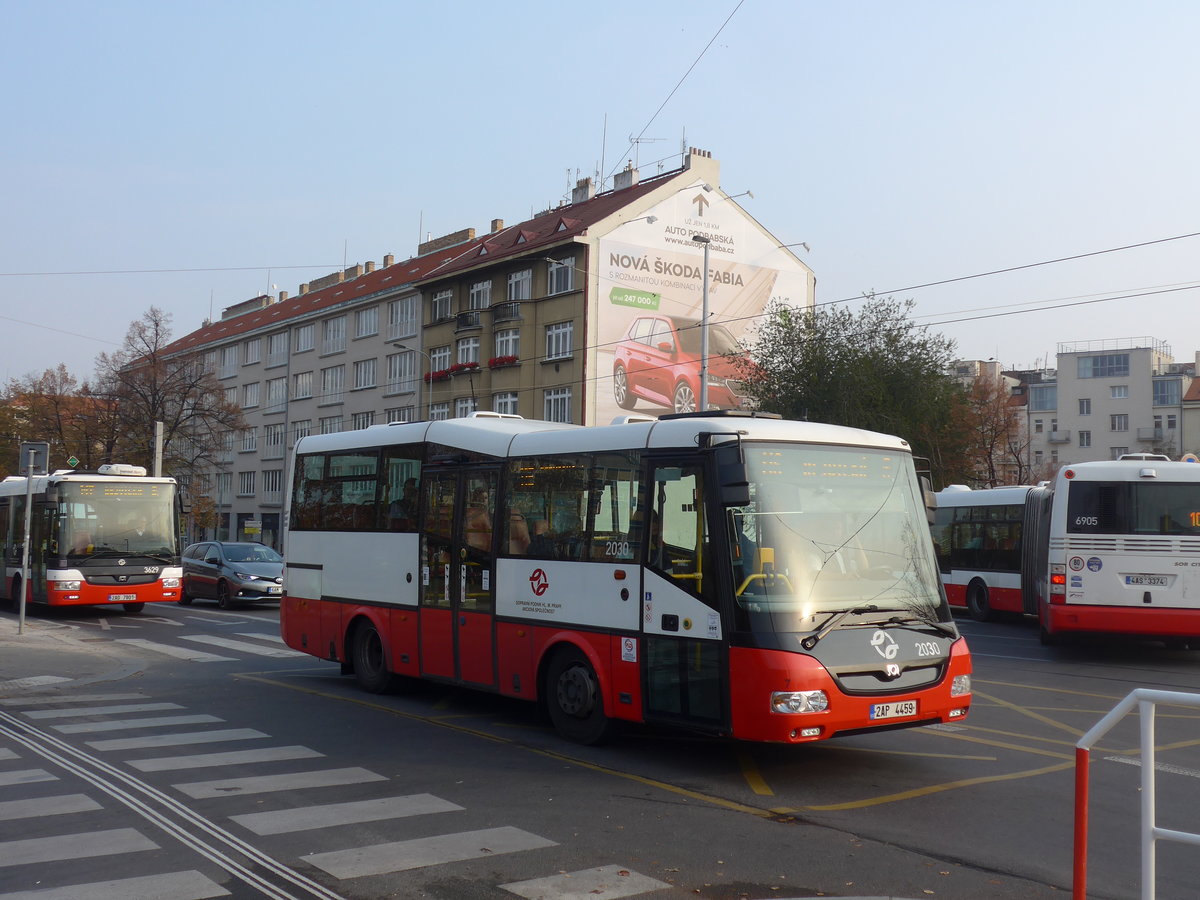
[123,603,145,614]
[966,582,994,622]
[351,620,395,694]
[545,646,616,745]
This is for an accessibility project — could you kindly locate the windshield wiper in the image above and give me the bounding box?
[882,613,958,639]
[800,604,881,650]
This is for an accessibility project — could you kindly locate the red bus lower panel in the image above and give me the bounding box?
[1046,603,1200,638]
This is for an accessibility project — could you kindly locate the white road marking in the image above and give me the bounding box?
[54,715,222,734]
[0,793,102,822]
[23,702,183,720]
[500,864,672,900]
[0,676,72,690]
[86,728,268,751]
[113,639,233,662]
[231,793,463,836]
[0,769,57,787]
[233,631,286,644]
[174,766,387,799]
[130,745,322,772]
[1106,755,1200,779]
[178,635,304,657]
[0,869,229,900]
[0,693,148,707]
[0,828,157,868]
[302,825,557,878]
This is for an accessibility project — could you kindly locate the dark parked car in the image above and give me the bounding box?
[613,313,754,413]
[180,541,284,608]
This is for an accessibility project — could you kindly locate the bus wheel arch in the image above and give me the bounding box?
[541,641,617,745]
[966,579,994,622]
[348,614,395,693]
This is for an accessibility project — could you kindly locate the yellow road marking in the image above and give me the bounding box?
[971,688,1085,739]
[737,751,773,796]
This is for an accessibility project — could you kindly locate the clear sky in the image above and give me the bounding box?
[4,0,1199,384]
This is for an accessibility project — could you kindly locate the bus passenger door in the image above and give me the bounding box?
[457,470,497,687]
[420,471,457,680]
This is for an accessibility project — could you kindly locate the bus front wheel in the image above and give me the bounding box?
[545,646,616,745]
[123,603,145,615]
[351,621,395,694]
[966,581,994,622]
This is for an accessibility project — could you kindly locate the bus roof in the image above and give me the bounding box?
[934,485,1037,507]
[1056,459,1200,483]
[293,412,915,459]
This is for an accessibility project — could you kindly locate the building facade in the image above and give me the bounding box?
[163,149,816,547]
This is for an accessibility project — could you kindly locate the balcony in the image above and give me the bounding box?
[492,301,522,322]
[456,310,482,331]
[1047,430,1071,444]
[1137,427,1163,442]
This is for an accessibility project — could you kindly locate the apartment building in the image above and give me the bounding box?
[1025,338,1196,471]
[163,149,816,546]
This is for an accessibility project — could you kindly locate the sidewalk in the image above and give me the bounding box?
[0,611,144,694]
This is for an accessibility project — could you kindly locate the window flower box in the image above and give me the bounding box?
[488,355,519,369]
[449,361,480,376]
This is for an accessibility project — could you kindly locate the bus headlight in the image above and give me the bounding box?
[771,690,829,714]
[52,581,81,591]
[161,577,181,588]
[951,674,971,696]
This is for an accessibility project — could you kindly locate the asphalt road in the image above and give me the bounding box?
[1,603,1197,900]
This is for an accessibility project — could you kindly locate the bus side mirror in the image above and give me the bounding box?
[921,476,936,525]
[179,492,193,514]
[716,444,750,507]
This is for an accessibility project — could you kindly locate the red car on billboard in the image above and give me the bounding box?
[612,314,754,413]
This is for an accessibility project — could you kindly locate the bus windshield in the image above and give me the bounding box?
[727,443,944,633]
[1067,481,1200,535]
[57,481,178,559]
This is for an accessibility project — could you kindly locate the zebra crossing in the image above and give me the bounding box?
[0,691,677,900]
[112,630,309,664]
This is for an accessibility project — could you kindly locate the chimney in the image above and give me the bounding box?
[299,284,309,295]
[384,253,395,267]
[279,290,289,302]
[572,177,595,204]
[365,260,376,274]
[613,162,640,191]
[491,218,505,233]
[418,227,476,257]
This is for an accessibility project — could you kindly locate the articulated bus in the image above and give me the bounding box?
[281,411,972,745]
[0,464,184,614]
[1023,459,1200,645]
[932,485,1036,621]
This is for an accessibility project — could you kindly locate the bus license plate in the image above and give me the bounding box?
[109,594,137,602]
[870,700,917,720]
[1126,575,1168,586]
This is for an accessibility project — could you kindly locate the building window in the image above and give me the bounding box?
[293,371,313,399]
[238,471,255,497]
[320,365,345,405]
[469,280,491,310]
[547,257,574,295]
[319,415,343,435]
[293,420,312,442]
[353,358,377,390]
[1028,384,1056,411]
[1110,385,1129,399]
[1034,419,1043,434]
[1034,450,1044,465]
[388,296,418,340]
[243,338,261,365]
[240,428,257,452]
[242,382,260,408]
[385,406,415,423]
[215,472,232,500]
[431,290,452,321]
[355,307,379,339]
[267,332,289,366]
[265,377,287,412]
[1167,414,1178,430]
[544,387,572,423]
[262,469,283,501]
[322,316,346,354]
[1110,447,1129,460]
[264,423,286,459]
[294,323,315,353]
[545,322,573,360]
[1153,378,1181,406]
[1110,414,1129,432]
[1079,430,1091,448]
[387,351,417,394]
[495,328,520,359]
[430,346,451,372]
[352,411,375,430]
[455,397,477,418]
[1078,398,1091,416]
[508,268,532,301]
[202,351,217,374]
[219,346,237,379]
[1079,354,1129,379]
[493,392,519,415]
[457,337,480,365]
[429,402,450,421]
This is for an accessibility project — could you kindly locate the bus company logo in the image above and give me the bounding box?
[884,663,902,679]
[1069,556,1085,571]
[117,558,127,566]
[870,630,899,660]
[529,568,549,597]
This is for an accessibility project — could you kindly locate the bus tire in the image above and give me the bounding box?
[351,620,395,694]
[545,646,616,745]
[123,603,145,615]
[966,581,994,622]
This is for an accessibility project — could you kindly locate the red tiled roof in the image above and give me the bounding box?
[163,167,679,357]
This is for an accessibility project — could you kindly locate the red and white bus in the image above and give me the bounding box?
[281,411,972,744]
[1023,458,1200,645]
[0,464,184,614]
[932,485,1036,621]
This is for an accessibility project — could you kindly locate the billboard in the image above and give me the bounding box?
[589,182,813,425]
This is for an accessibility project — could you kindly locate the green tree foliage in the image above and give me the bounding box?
[0,366,117,475]
[742,295,973,487]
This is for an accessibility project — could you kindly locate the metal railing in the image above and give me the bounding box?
[1074,688,1200,899]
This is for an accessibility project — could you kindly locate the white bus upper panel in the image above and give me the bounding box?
[934,486,1036,509]
[1055,459,1200,485]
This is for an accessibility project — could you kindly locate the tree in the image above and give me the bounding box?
[1,366,118,476]
[93,307,243,479]
[742,294,974,488]
[964,373,1027,487]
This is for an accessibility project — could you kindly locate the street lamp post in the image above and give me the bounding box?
[691,234,712,412]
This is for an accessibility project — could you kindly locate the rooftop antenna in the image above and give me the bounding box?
[628,134,664,169]
[599,113,608,191]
